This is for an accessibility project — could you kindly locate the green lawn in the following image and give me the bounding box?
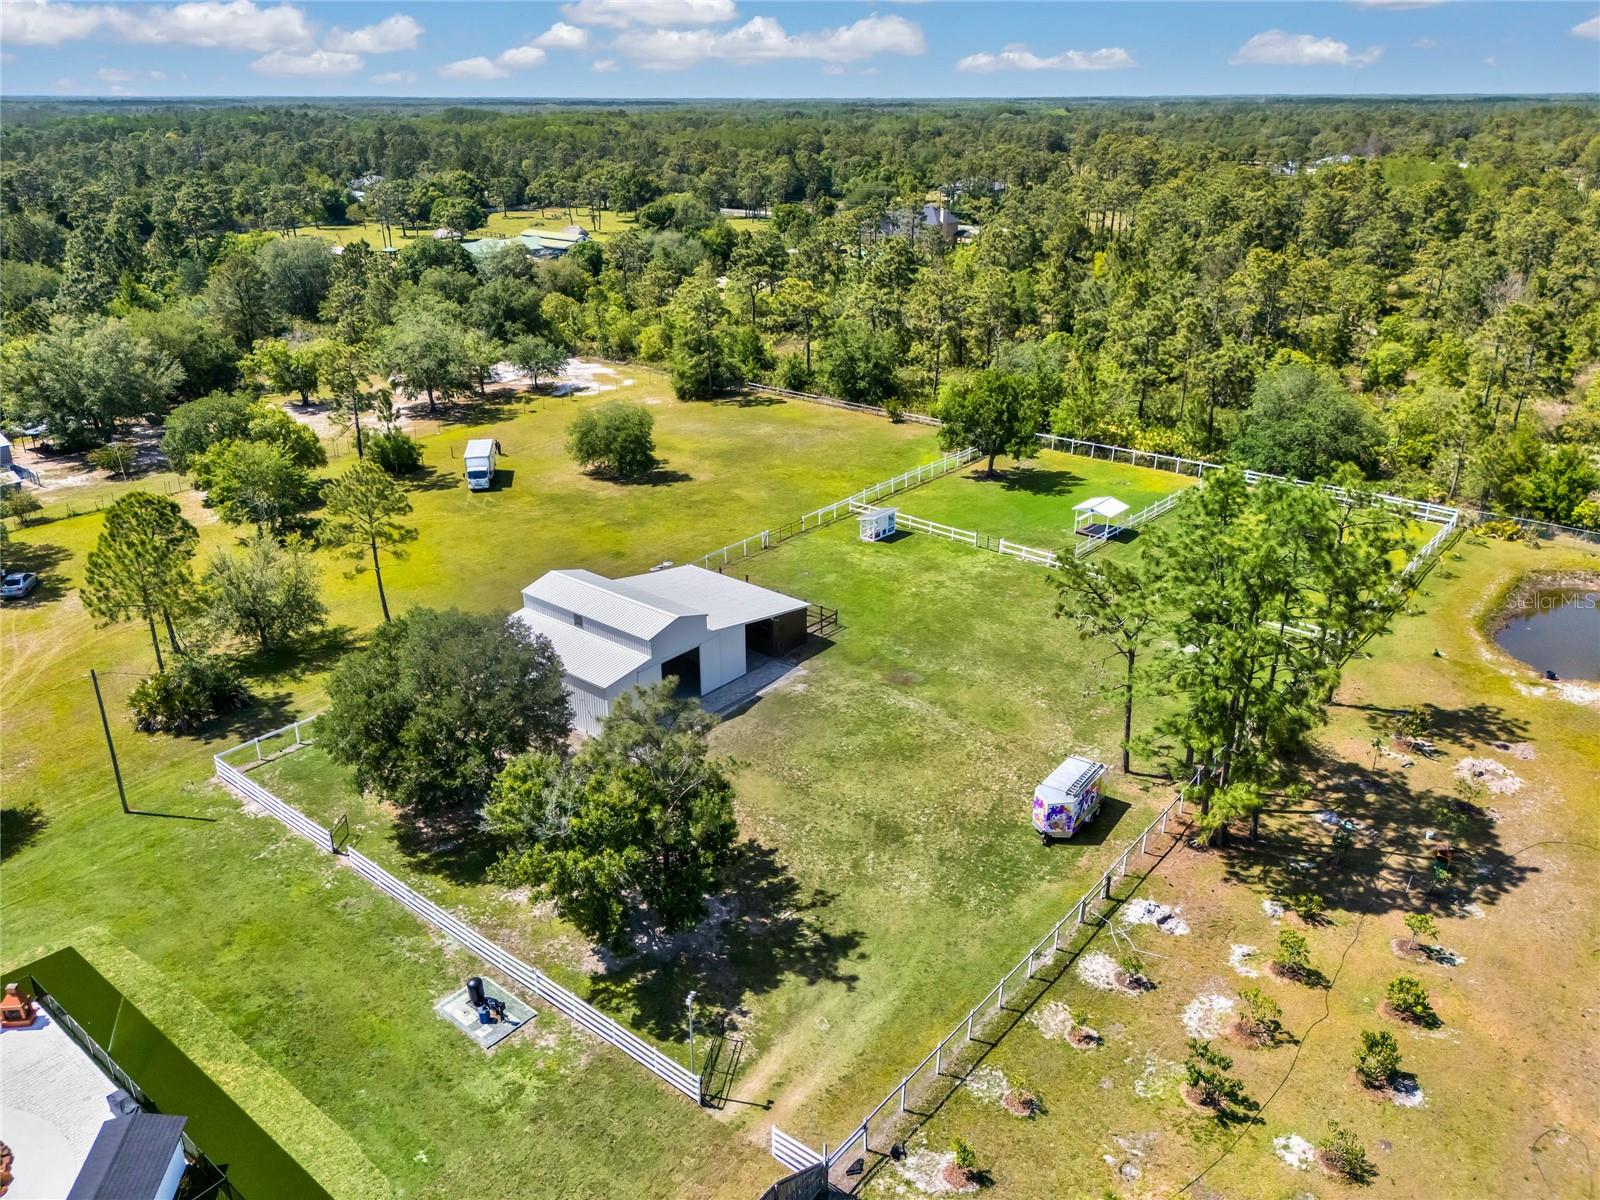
[0,382,942,1200]
[899,450,1195,551]
[860,532,1600,1199]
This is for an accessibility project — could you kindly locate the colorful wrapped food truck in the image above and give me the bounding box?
[1032,756,1108,843]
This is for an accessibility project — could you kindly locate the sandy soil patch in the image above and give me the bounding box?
[1261,898,1286,920]
[964,1065,1009,1104]
[1390,1078,1426,1107]
[1181,993,1235,1039]
[1490,740,1537,761]
[1132,1053,1182,1099]
[1120,898,1189,935]
[1454,757,1524,795]
[1274,1133,1316,1169]
[1029,1001,1077,1040]
[1229,944,1260,977]
[1075,951,1123,991]
[890,1147,976,1195]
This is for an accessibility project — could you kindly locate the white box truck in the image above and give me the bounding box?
[463,439,499,491]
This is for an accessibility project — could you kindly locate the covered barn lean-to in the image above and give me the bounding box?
[514,564,809,734]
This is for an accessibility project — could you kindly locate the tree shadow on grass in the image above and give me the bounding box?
[388,808,500,885]
[403,466,466,493]
[237,625,359,686]
[586,839,865,1044]
[1333,699,1529,749]
[1,802,47,861]
[1214,745,1538,922]
[0,540,72,606]
[964,465,1085,498]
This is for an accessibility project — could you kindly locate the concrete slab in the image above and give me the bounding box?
[433,979,535,1052]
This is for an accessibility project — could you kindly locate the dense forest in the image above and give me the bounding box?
[3,98,1598,524]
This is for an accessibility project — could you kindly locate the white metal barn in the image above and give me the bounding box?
[513,565,809,734]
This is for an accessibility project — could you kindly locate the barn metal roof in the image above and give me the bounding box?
[522,569,700,640]
[512,607,651,689]
[618,565,807,631]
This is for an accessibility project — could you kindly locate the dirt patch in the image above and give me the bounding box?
[892,1147,975,1195]
[1390,1077,1426,1108]
[1490,740,1537,761]
[1182,993,1235,1039]
[1229,944,1260,977]
[1454,757,1524,795]
[1075,951,1123,991]
[964,1065,1010,1104]
[1261,898,1286,920]
[1001,1087,1039,1117]
[1274,1133,1316,1170]
[1120,898,1189,935]
[1029,1000,1076,1039]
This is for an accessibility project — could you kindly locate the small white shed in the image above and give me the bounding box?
[1073,496,1130,539]
[858,507,897,542]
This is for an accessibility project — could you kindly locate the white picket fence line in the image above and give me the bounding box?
[770,1126,825,1173]
[694,447,980,570]
[213,724,703,1103]
[1403,511,1461,577]
[746,383,943,427]
[821,771,1203,1174]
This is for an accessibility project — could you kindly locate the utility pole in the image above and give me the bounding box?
[90,669,129,814]
[685,990,698,1075]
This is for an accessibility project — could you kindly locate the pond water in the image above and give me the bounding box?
[1494,586,1600,681]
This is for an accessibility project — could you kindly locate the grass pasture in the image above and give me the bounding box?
[858,533,1600,1199]
[294,210,769,249]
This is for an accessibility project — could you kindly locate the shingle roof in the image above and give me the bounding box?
[66,1113,187,1200]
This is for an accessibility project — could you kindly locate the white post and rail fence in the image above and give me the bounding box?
[769,770,1206,1189]
[212,723,705,1104]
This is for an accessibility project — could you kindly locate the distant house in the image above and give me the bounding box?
[431,227,462,241]
[879,203,959,244]
[348,173,383,202]
[516,226,590,257]
[514,565,809,734]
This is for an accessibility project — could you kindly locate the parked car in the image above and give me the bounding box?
[1,571,39,600]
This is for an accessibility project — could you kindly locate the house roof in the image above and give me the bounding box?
[617,565,806,631]
[523,569,700,640]
[1072,496,1130,519]
[512,606,652,689]
[66,1113,187,1200]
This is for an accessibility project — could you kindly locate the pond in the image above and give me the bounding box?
[1494,584,1600,681]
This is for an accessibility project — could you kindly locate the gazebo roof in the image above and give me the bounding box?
[1072,496,1130,519]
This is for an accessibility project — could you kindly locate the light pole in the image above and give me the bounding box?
[685,990,698,1075]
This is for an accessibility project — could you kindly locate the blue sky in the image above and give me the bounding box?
[2,1,1597,98]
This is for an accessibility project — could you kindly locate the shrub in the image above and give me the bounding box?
[1237,987,1283,1044]
[1318,1123,1377,1182]
[773,353,813,391]
[950,1138,976,1171]
[1385,975,1435,1024]
[87,441,138,477]
[567,402,657,480]
[1402,912,1438,951]
[1183,1038,1248,1111]
[366,430,423,475]
[1354,1030,1401,1088]
[127,653,251,733]
[1,489,43,526]
[1288,891,1325,923]
[1273,928,1313,980]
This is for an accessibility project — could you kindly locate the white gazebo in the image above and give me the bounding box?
[1072,496,1130,539]
[857,507,897,542]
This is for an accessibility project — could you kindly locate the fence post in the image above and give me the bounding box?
[1103,873,1112,901]
[899,1078,908,1114]
[254,738,263,763]
[965,1009,975,1041]
[935,1041,942,1076]
[295,722,302,746]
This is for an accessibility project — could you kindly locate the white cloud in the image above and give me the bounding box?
[496,44,548,69]
[1573,13,1600,39]
[2,0,105,45]
[592,57,618,72]
[2,0,318,50]
[532,20,588,49]
[1482,55,1497,66]
[821,63,845,75]
[956,44,1135,73]
[439,55,509,80]
[97,66,167,82]
[1230,30,1382,67]
[1,50,15,63]
[1413,36,1438,49]
[252,48,363,75]
[326,14,422,54]
[371,69,418,84]
[617,13,924,70]
[560,0,735,29]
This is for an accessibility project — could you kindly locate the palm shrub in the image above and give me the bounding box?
[1353,1030,1401,1088]
[128,653,251,733]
